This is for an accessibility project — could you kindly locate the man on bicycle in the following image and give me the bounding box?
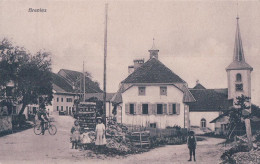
[37,108,49,135]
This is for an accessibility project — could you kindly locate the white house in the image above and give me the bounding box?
[112,44,195,129]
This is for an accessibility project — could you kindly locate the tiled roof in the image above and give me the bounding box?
[189,89,233,112]
[58,69,102,93]
[85,93,115,102]
[193,83,206,89]
[210,103,260,123]
[122,58,186,84]
[226,61,253,71]
[52,73,74,93]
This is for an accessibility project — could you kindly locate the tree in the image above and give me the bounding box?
[0,38,53,116]
[228,94,253,149]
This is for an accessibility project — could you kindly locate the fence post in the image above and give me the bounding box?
[140,132,142,148]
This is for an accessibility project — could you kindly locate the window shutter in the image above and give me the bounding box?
[148,103,153,115]
[176,103,180,115]
[125,103,130,114]
[163,104,167,115]
[169,103,173,115]
[137,104,141,115]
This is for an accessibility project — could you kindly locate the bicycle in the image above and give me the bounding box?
[34,120,57,135]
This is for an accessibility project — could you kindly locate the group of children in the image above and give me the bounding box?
[70,117,106,150]
[71,117,197,161]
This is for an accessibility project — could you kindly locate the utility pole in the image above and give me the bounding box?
[83,61,85,102]
[103,3,108,125]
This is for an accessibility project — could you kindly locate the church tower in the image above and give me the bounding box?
[226,17,253,102]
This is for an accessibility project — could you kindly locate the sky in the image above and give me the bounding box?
[0,0,259,105]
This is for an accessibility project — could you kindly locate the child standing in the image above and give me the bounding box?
[71,120,81,149]
[95,117,106,150]
[187,131,197,162]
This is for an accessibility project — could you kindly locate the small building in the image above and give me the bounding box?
[188,83,232,132]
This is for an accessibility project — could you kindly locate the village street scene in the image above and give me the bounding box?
[0,1,260,164]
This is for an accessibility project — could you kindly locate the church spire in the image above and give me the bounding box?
[233,17,245,62]
[226,17,253,71]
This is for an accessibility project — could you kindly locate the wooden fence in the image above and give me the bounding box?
[127,125,188,137]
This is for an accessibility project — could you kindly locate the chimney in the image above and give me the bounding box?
[133,59,144,70]
[128,65,134,75]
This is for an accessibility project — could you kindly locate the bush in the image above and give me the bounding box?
[166,125,181,130]
[221,144,250,163]
[12,114,26,126]
[200,132,226,139]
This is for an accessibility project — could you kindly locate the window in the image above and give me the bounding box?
[157,104,163,114]
[160,86,167,96]
[221,124,228,131]
[67,98,72,102]
[142,104,148,114]
[150,123,156,128]
[57,97,59,102]
[56,106,59,111]
[6,87,12,96]
[61,98,63,102]
[138,87,146,96]
[61,106,63,111]
[33,107,37,114]
[236,73,242,82]
[130,104,135,115]
[172,104,176,114]
[236,84,243,91]
[201,118,206,128]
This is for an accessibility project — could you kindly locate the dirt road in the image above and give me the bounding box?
[0,113,226,164]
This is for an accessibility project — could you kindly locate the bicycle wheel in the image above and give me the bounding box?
[34,124,42,135]
[48,124,57,135]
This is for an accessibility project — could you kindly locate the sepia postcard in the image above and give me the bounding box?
[0,0,259,163]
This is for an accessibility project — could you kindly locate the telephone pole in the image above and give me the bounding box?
[103,3,108,125]
[83,61,85,102]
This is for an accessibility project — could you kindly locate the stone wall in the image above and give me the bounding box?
[0,116,12,133]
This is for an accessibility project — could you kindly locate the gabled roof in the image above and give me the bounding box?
[85,93,115,102]
[52,73,74,93]
[193,83,206,89]
[189,89,233,112]
[58,69,102,93]
[226,17,253,71]
[122,58,186,84]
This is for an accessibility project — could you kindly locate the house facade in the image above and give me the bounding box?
[49,69,102,115]
[112,44,195,129]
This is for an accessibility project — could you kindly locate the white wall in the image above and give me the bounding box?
[105,102,113,118]
[52,94,77,114]
[190,111,219,130]
[227,69,251,100]
[121,85,187,128]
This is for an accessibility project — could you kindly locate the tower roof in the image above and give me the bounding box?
[226,17,253,71]
[150,38,158,51]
